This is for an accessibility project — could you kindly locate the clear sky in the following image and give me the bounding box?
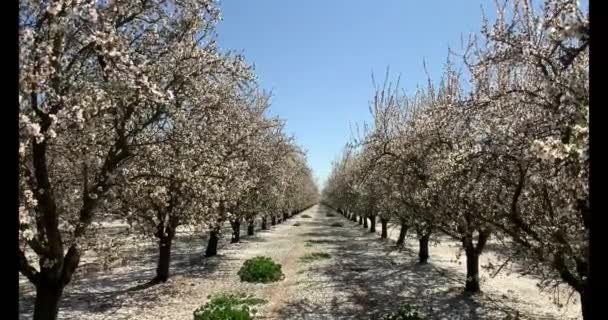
[215,0,497,188]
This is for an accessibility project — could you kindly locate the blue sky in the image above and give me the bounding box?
[216,0,497,188]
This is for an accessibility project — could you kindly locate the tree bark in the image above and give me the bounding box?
[28,244,82,320]
[363,216,368,228]
[261,217,268,230]
[230,220,241,243]
[396,220,408,246]
[369,215,376,233]
[464,241,480,292]
[271,216,276,226]
[154,234,173,282]
[380,218,388,238]
[358,215,363,225]
[463,235,480,292]
[33,282,63,320]
[247,219,255,236]
[463,230,490,293]
[418,233,430,264]
[205,228,219,257]
[24,75,146,320]
[580,283,591,320]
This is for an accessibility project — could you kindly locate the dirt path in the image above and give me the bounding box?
[19,205,581,319]
[19,207,320,320]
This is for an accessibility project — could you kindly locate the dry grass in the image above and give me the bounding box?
[299,252,332,263]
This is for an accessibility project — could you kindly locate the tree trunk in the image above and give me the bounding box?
[358,216,363,225]
[418,233,430,264]
[205,229,219,257]
[396,220,408,246]
[247,219,255,236]
[363,216,368,228]
[154,234,173,282]
[580,283,591,320]
[369,215,376,233]
[271,216,276,226]
[463,236,480,292]
[261,217,268,230]
[33,281,63,320]
[230,220,241,243]
[351,212,357,222]
[283,211,289,221]
[380,218,388,238]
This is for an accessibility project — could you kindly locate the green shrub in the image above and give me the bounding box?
[300,252,331,263]
[293,222,301,226]
[380,304,426,320]
[330,222,343,227]
[238,256,284,283]
[304,242,314,247]
[193,292,265,320]
[301,214,312,218]
[326,213,336,217]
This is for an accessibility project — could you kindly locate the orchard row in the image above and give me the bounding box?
[323,0,589,318]
[18,1,318,320]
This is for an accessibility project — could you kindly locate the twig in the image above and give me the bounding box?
[491,256,513,278]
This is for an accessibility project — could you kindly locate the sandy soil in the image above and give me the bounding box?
[18,205,582,319]
[366,217,582,318]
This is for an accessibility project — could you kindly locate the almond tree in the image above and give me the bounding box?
[323,146,360,221]
[112,70,255,282]
[282,150,320,215]
[325,66,493,288]
[326,1,588,314]
[463,0,590,315]
[200,87,271,257]
[243,130,306,233]
[18,1,234,319]
[362,78,438,263]
[223,92,279,243]
[224,95,306,242]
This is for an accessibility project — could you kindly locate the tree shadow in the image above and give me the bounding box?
[274,206,568,320]
[19,219,274,320]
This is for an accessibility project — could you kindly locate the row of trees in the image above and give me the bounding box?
[18,1,318,320]
[323,0,588,318]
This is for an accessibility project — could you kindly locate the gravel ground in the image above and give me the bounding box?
[19,205,582,320]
